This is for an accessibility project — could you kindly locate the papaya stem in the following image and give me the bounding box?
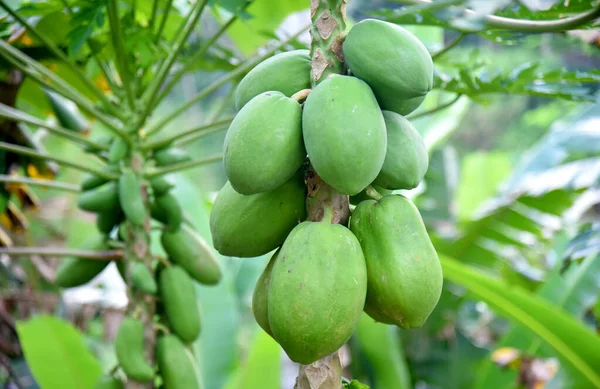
[291,89,312,103]
[154,0,173,43]
[144,154,222,178]
[0,246,123,260]
[141,118,233,151]
[0,175,80,193]
[365,185,383,201]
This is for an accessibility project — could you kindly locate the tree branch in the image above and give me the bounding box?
[0,246,124,260]
[141,117,232,151]
[154,0,174,42]
[407,94,462,120]
[144,154,222,178]
[0,175,80,193]
[0,141,118,179]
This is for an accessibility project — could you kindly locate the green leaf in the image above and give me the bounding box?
[440,255,600,388]
[17,315,103,389]
[222,330,281,389]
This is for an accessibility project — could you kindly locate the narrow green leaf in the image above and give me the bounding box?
[17,315,103,389]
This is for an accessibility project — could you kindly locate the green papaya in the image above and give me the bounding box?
[81,166,119,191]
[224,91,304,195]
[154,148,191,167]
[130,262,157,294]
[118,171,147,226]
[302,75,386,195]
[159,266,201,343]
[78,182,120,213]
[235,50,311,110]
[45,89,90,133]
[157,334,202,389]
[115,317,154,382]
[210,175,306,257]
[84,134,114,154]
[349,185,392,206]
[349,195,442,328]
[373,111,428,190]
[96,209,124,234]
[108,138,129,163]
[390,95,426,116]
[268,221,367,364]
[93,375,124,389]
[150,175,174,196]
[252,250,277,337]
[55,236,109,287]
[152,193,182,232]
[161,225,221,285]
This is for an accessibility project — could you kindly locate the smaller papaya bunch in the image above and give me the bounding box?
[210,20,442,366]
[54,135,219,389]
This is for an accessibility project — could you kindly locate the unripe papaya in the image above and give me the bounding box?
[150,176,174,196]
[108,138,129,163]
[115,317,154,382]
[252,250,277,337]
[81,166,119,191]
[350,195,442,328]
[343,19,433,115]
[45,89,90,133]
[210,175,306,257]
[151,193,182,232]
[159,266,201,343]
[55,236,109,287]
[96,209,124,234]
[130,262,157,294]
[78,182,120,213]
[93,375,124,389]
[268,221,367,364]
[224,91,304,195]
[161,225,221,285]
[235,50,311,110]
[118,171,147,226]
[154,148,190,167]
[373,111,428,190]
[83,134,113,154]
[157,334,201,389]
[302,75,386,195]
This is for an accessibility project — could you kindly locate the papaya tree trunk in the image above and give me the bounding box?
[296,1,349,388]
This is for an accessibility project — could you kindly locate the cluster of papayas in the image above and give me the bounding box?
[210,18,442,365]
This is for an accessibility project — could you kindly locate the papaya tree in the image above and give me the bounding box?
[0,0,599,389]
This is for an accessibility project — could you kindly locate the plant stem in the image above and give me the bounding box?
[149,0,160,28]
[397,0,600,32]
[154,0,173,42]
[0,175,80,193]
[0,141,118,179]
[145,26,309,136]
[0,246,123,260]
[144,154,222,178]
[407,94,462,120]
[0,1,124,118]
[208,85,235,122]
[106,0,136,112]
[141,117,233,151]
[432,32,466,60]
[137,0,209,129]
[0,103,109,150]
[155,14,239,103]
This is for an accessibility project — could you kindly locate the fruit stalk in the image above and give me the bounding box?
[297,1,349,388]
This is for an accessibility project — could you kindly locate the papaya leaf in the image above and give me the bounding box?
[440,254,600,388]
[17,315,103,389]
[564,222,600,263]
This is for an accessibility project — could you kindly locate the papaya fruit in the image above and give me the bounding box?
[118,171,147,226]
[78,182,120,213]
[81,166,119,191]
[343,19,433,115]
[224,91,304,195]
[93,375,124,389]
[45,89,90,133]
[154,148,191,167]
[302,74,386,195]
[83,134,113,154]
[210,175,306,257]
[268,221,367,364]
[151,193,182,232]
[130,262,157,294]
[235,50,311,110]
[161,224,221,285]
[150,175,174,196]
[373,111,428,190]
[55,236,109,287]
[349,195,442,328]
[157,334,201,389]
[96,209,124,234]
[349,185,392,206]
[115,317,154,382]
[252,250,277,337]
[108,138,129,163]
[159,266,201,343]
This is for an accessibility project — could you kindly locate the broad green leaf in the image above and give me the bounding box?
[223,330,281,389]
[17,315,103,389]
[355,314,411,389]
[440,255,600,388]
